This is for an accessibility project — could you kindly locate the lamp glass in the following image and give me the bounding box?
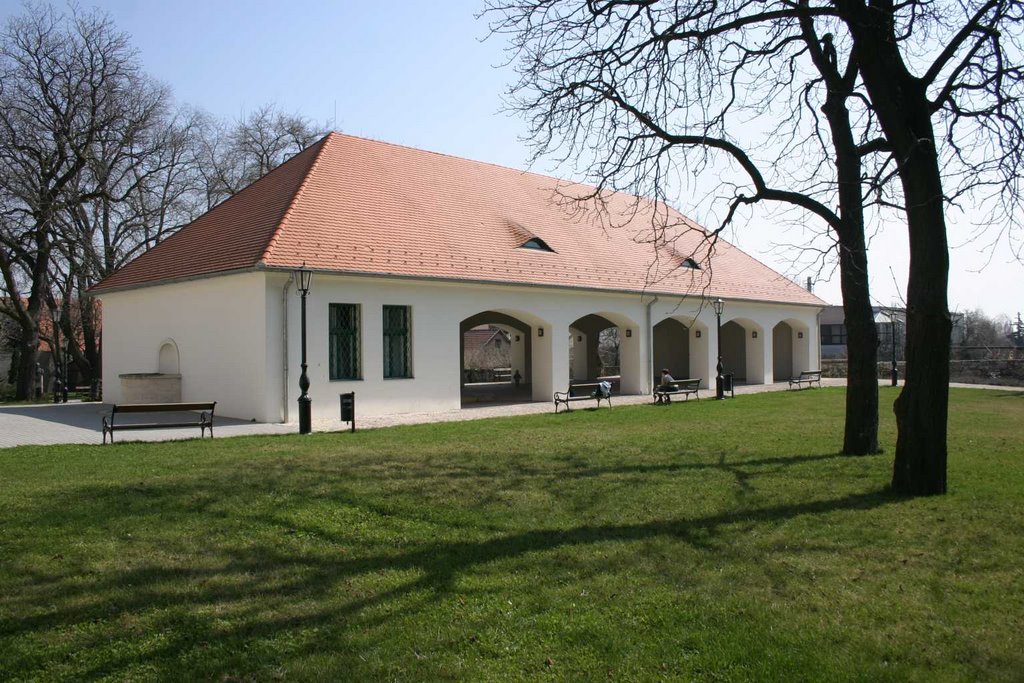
[295,268,312,294]
[712,298,725,316]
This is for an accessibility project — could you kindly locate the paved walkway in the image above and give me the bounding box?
[0,402,295,448]
[1,380,1019,448]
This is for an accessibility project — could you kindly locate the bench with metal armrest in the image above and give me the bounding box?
[102,401,216,444]
[554,382,613,413]
[788,370,822,390]
[654,378,702,404]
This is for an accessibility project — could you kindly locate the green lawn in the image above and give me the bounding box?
[1,387,1022,681]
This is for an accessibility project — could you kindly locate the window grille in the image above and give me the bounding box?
[383,305,411,378]
[329,304,360,380]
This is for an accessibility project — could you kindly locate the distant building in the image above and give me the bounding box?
[820,305,966,360]
[820,305,905,360]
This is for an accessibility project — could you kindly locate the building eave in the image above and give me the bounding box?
[89,263,825,310]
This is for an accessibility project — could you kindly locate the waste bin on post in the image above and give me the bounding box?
[339,392,355,433]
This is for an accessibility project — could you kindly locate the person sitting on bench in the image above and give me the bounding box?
[658,369,676,391]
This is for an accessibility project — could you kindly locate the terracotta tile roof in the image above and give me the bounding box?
[91,139,327,292]
[464,326,510,355]
[92,132,825,307]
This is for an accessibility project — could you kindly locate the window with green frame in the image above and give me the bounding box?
[382,305,412,378]
[329,303,360,380]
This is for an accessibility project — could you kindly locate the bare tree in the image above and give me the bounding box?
[197,104,328,208]
[0,5,149,398]
[0,6,329,398]
[488,0,1024,496]
[835,0,1023,495]
[486,0,885,455]
[959,309,1010,348]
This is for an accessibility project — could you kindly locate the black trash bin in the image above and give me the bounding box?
[339,392,355,433]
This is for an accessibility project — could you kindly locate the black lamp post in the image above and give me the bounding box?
[888,312,901,387]
[713,298,725,400]
[52,308,62,404]
[295,267,313,434]
[61,331,69,403]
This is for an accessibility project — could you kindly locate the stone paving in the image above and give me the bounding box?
[0,379,1019,448]
[0,402,294,448]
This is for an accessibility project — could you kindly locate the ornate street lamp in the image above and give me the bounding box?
[295,267,313,434]
[52,308,62,404]
[712,298,725,400]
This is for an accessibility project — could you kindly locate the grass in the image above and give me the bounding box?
[1,387,1022,681]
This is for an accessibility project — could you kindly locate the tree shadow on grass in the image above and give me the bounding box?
[1,462,900,680]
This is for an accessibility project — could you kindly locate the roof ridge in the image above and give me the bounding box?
[259,132,335,264]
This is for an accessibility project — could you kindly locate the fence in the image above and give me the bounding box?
[821,359,1024,387]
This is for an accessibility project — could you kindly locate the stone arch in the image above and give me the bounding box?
[459,309,549,404]
[773,318,811,380]
[655,315,711,388]
[721,317,766,384]
[568,311,644,394]
[157,339,180,375]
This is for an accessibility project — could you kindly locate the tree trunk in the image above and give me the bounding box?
[826,101,879,456]
[891,146,951,494]
[843,0,950,494]
[14,329,40,400]
[836,231,880,454]
[79,291,101,387]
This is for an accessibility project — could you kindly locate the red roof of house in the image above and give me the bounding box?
[464,326,510,355]
[92,132,824,307]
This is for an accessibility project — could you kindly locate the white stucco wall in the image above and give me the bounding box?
[569,330,588,380]
[100,271,823,422]
[278,274,655,420]
[98,272,272,421]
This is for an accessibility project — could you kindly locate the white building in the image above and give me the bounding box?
[92,133,825,422]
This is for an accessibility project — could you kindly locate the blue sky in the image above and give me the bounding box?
[102,0,528,167]
[2,0,1021,319]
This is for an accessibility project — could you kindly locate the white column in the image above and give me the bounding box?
[747,326,768,384]
[690,323,711,388]
[532,320,571,401]
[792,325,810,375]
[570,329,588,380]
[619,325,643,394]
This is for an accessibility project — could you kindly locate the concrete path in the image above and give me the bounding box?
[0,402,294,448]
[1,379,1019,448]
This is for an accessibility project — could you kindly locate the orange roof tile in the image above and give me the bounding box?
[92,132,824,307]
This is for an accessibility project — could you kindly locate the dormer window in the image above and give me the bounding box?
[520,237,555,252]
[679,257,701,269]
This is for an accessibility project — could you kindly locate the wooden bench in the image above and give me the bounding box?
[654,378,701,404]
[788,370,822,390]
[102,402,216,444]
[554,382,613,413]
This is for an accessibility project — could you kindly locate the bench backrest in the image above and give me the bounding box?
[801,370,822,378]
[112,402,216,414]
[569,382,617,390]
[569,381,615,397]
